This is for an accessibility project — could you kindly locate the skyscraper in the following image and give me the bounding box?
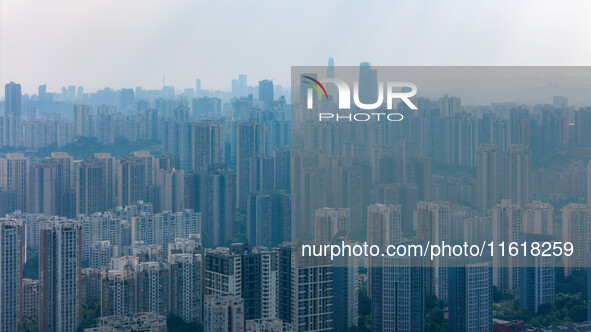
[502,144,531,206]
[259,80,274,103]
[39,219,81,332]
[73,105,92,137]
[169,252,202,323]
[314,207,350,244]
[94,153,117,210]
[477,143,500,210]
[4,82,21,117]
[156,169,185,213]
[0,219,24,332]
[192,122,222,172]
[237,121,265,210]
[48,152,75,217]
[0,153,30,212]
[247,191,291,247]
[273,148,290,191]
[157,154,180,171]
[562,203,591,276]
[278,244,333,332]
[331,237,359,332]
[77,155,114,216]
[416,201,450,300]
[358,62,378,105]
[205,244,278,321]
[30,159,59,215]
[249,154,274,194]
[520,233,555,315]
[118,155,148,207]
[448,260,493,332]
[493,199,522,294]
[22,278,39,319]
[204,294,245,332]
[522,201,553,235]
[372,253,425,332]
[201,168,235,247]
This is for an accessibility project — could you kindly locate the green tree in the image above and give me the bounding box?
[167,315,204,332]
[23,249,39,279]
[18,318,38,332]
[77,300,100,331]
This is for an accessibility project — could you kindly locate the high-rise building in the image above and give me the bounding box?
[448,260,493,332]
[22,278,39,319]
[522,201,553,235]
[200,168,235,247]
[0,153,30,212]
[239,75,248,96]
[30,159,59,215]
[204,294,245,332]
[502,144,531,206]
[371,253,425,332]
[331,237,359,332]
[4,82,21,117]
[80,268,101,306]
[416,201,450,300]
[358,62,378,105]
[101,268,136,317]
[120,88,135,111]
[575,109,591,147]
[89,240,116,270]
[192,97,221,118]
[132,151,157,187]
[477,143,500,210]
[367,203,403,316]
[247,191,291,247]
[38,84,47,102]
[157,154,180,171]
[156,169,184,212]
[48,152,75,217]
[249,154,275,194]
[118,155,148,207]
[278,244,333,332]
[30,152,75,216]
[169,252,202,323]
[77,154,116,216]
[73,105,92,137]
[562,203,591,276]
[259,80,274,103]
[0,219,24,332]
[94,153,117,209]
[136,261,170,316]
[273,148,290,191]
[77,169,101,219]
[493,199,522,294]
[192,122,222,172]
[314,207,350,244]
[367,204,401,247]
[39,219,81,332]
[205,244,278,321]
[439,94,462,118]
[237,121,265,210]
[520,233,555,315]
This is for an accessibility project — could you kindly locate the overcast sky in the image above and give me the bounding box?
[1,0,591,96]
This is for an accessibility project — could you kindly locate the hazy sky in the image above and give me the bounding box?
[1,0,591,96]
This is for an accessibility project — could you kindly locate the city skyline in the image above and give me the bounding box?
[2,1,591,95]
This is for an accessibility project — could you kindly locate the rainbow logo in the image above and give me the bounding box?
[302,76,328,100]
